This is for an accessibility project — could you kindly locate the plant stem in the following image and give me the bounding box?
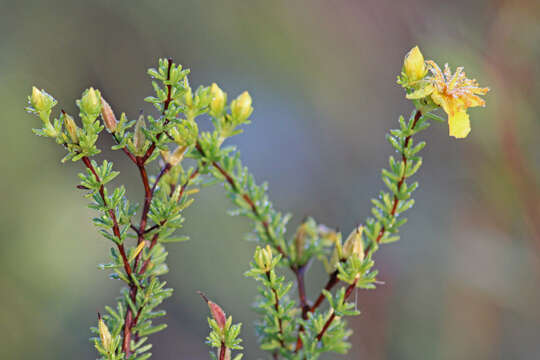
[81,156,133,277]
[219,342,226,360]
[112,133,138,164]
[266,271,285,358]
[364,109,422,254]
[293,266,308,316]
[136,159,152,241]
[137,167,200,276]
[296,109,424,352]
[119,60,175,356]
[315,279,358,342]
[295,269,340,351]
[81,156,137,356]
[142,58,173,164]
[133,161,172,272]
[310,270,339,313]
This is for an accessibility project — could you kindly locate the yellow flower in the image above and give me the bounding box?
[407,60,489,139]
[403,46,427,82]
[426,61,489,138]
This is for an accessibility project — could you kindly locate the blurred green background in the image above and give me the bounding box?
[1,0,540,359]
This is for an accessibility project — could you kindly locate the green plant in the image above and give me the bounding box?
[26,46,488,359]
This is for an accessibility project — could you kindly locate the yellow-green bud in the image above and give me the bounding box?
[160,145,186,167]
[184,87,193,107]
[62,112,79,143]
[342,226,364,261]
[100,97,117,133]
[98,314,113,353]
[231,91,252,122]
[31,87,45,111]
[255,245,273,272]
[133,114,146,153]
[403,46,426,83]
[209,83,226,117]
[294,223,310,260]
[326,248,340,274]
[30,86,55,113]
[80,87,101,115]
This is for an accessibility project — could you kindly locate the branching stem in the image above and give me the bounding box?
[119,59,176,357]
[315,279,358,342]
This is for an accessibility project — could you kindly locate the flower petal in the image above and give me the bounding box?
[464,94,486,108]
[430,91,451,114]
[448,110,471,138]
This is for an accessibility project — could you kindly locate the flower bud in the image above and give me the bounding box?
[100,97,117,133]
[62,112,79,143]
[133,114,146,153]
[80,87,101,115]
[198,292,227,331]
[184,86,193,107]
[342,226,364,261]
[326,236,342,274]
[254,245,273,272]
[30,86,55,113]
[209,83,226,117]
[209,302,227,330]
[403,46,426,82]
[231,91,252,122]
[160,146,186,167]
[98,314,113,353]
[31,87,46,111]
[294,223,308,260]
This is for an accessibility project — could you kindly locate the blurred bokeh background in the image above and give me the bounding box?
[1,0,539,359]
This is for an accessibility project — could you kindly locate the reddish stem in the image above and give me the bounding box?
[82,157,132,277]
[81,156,137,356]
[113,133,138,164]
[219,342,226,360]
[136,159,152,240]
[297,110,423,352]
[315,279,358,342]
[142,58,173,164]
[310,270,339,313]
[294,266,308,316]
[295,269,340,351]
[364,109,422,254]
[292,265,310,353]
[265,271,285,358]
[123,60,175,355]
[137,167,200,276]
